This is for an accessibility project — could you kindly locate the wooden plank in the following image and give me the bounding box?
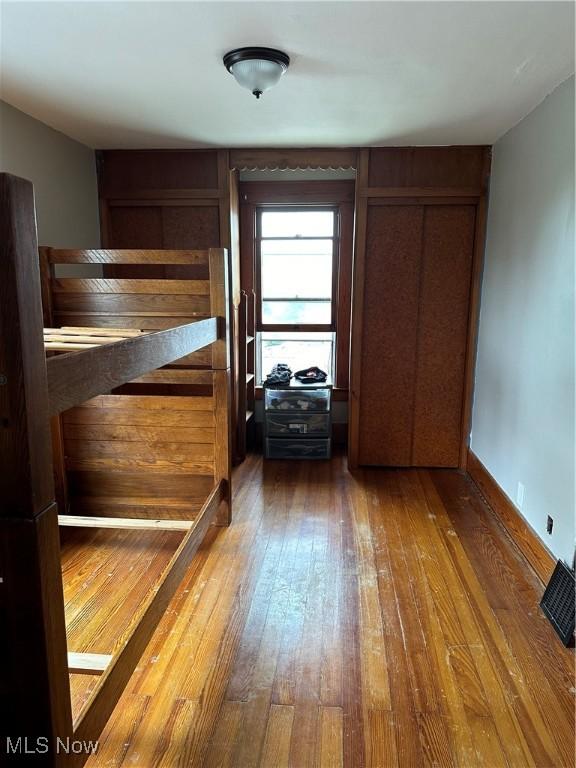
[0,174,54,517]
[214,369,232,525]
[209,247,230,370]
[45,334,135,345]
[66,471,214,504]
[47,318,217,415]
[260,705,294,768]
[63,423,214,444]
[68,653,112,676]
[58,515,194,531]
[52,278,210,295]
[46,341,109,352]
[47,248,210,265]
[467,450,556,584]
[130,369,214,385]
[79,394,214,411]
[45,326,144,336]
[361,186,482,198]
[63,406,214,428]
[53,293,210,314]
[53,315,207,331]
[71,481,224,754]
[64,439,214,462]
[65,457,214,476]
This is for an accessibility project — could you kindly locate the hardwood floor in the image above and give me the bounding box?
[69,453,575,767]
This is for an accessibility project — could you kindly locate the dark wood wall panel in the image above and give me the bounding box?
[358,206,423,465]
[367,147,486,189]
[161,206,220,248]
[412,206,476,466]
[99,150,219,194]
[97,149,242,462]
[109,207,163,248]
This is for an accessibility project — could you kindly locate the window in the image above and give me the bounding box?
[256,208,337,382]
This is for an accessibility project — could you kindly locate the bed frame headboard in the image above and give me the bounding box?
[39,247,232,524]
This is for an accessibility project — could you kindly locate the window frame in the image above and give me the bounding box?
[255,205,340,333]
[239,179,355,391]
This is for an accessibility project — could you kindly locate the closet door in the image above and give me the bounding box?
[356,204,475,467]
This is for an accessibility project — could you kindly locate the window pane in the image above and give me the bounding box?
[262,300,331,325]
[259,332,334,383]
[261,239,332,300]
[261,210,334,238]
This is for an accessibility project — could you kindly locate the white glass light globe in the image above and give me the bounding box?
[230,58,285,98]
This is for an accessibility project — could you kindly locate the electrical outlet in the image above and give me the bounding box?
[516,482,525,510]
[547,516,554,535]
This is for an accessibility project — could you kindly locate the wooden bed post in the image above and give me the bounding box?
[0,175,73,763]
[209,247,232,525]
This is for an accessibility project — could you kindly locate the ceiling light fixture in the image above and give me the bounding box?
[223,47,290,99]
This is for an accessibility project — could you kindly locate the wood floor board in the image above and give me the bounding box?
[67,455,573,768]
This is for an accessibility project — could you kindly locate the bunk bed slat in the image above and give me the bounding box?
[68,653,112,676]
[47,317,217,415]
[59,515,195,531]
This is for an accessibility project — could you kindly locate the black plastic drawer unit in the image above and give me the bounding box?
[266,413,330,437]
[265,438,331,460]
[264,381,332,460]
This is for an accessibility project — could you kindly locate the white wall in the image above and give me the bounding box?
[471,76,575,565]
[0,100,100,247]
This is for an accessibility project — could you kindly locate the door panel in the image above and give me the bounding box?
[358,205,424,465]
[412,206,476,466]
[357,204,475,467]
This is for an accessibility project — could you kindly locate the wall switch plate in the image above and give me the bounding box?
[516,482,525,510]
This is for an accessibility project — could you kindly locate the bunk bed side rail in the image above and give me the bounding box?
[70,480,225,758]
[47,317,217,415]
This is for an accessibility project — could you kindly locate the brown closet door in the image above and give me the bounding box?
[412,206,475,465]
[358,206,424,465]
[357,204,475,467]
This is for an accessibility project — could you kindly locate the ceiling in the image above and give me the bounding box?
[1,1,574,149]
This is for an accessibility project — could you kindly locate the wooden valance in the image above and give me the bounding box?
[229,148,358,171]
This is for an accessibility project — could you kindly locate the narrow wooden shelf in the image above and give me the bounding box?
[246,373,255,385]
[246,410,254,422]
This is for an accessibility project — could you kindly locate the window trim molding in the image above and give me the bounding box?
[240,179,355,389]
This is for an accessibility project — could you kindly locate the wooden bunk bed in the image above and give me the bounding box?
[0,173,232,766]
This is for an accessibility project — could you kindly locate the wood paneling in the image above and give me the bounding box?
[98,149,242,459]
[358,206,423,465]
[108,206,163,248]
[74,454,574,767]
[350,147,490,468]
[367,146,487,189]
[98,150,219,195]
[161,205,220,249]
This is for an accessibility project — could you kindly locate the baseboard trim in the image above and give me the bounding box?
[466,449,555,586]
